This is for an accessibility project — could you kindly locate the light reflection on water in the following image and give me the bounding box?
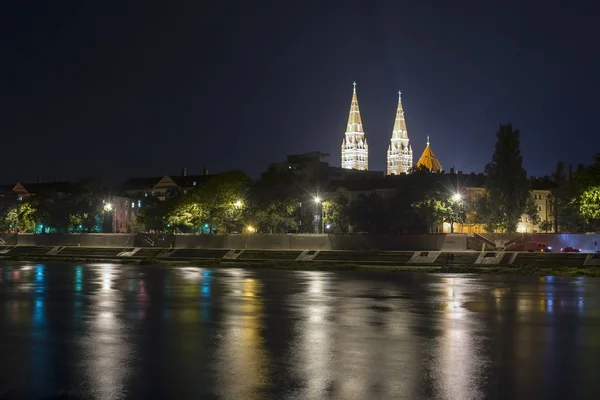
[83,263,130,399]
[0,263,599,399]
[215,274,269,400]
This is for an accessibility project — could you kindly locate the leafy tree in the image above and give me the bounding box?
[166,198,206,232]
[246,166,301,233]
[539,220,553,233]
[441,196,466,233]
[578,186,600,231]
[524,195,541,228]
[474,193,505,232]
[411,198,446,233]
[133,196,171,233]
[323,196,351,233]
[195,171,250,233]
[482,123,530,232]
[348,193,390,233]
[572,154,600,232]
[17,200,38,232]
[66,180,105,232]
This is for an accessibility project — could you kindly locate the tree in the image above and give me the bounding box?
[133,196,171,233]
[195,171,250,233]
[348,193,390,233]
[539,220,553,233]
[482,123,530,232]
[441,196,466,233]
[166,198,206,232]
[572,154,600,232]
[411,198,446,233]
[474,193,505,233]
[246,166,301,233]
[323,196,351,233]
[65,180,105,232]
[524,195,541,228]
[578,186,600,231]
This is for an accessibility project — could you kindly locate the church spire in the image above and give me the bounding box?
[391,90,408,140]
[386,89,413,175]
[346,81,364,134]
[341,82,368,170]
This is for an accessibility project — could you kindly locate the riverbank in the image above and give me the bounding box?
[1,253,600,276]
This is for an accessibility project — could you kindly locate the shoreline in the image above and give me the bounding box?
[1,254,599,276]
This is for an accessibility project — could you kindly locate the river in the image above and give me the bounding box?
[0,262,599,399]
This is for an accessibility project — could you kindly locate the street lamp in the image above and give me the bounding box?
[452,193,462,202]
[103,202,115,233]
[313,197,324,233]
[235,200,242,208]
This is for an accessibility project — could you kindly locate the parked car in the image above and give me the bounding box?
[561,247,581,253]
[523,242,552,252]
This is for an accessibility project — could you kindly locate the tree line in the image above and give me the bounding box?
[0,124,598,235]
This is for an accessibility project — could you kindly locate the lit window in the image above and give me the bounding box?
[17,196,22,201]
[138,200,142,208]
[131,202,135,208]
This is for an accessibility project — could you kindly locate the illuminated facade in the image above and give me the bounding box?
[386,91,413,175]
[341,82,369,170]
[517,189,553,233]
[416,136,443,172]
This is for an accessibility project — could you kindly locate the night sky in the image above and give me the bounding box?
[2,1,599,184]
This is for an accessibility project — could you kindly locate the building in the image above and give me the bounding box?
[322,170,554,234]
[416,136,443,172]
[387,91,413,175]
[441,173,555,234]
[271,152,382,185]
[118,167,210,200]
[11,181,73,200]
[341,82,369,170]
[517,179,555,233]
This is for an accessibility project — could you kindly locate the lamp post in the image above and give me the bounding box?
[450,193,463,234]
[104,202,115,233]
[314,197,324,234]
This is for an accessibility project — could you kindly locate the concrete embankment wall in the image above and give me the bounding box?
[172,233,457,251]
[13,233,136,247]
[2,245,599,267]
[4,233,467,251]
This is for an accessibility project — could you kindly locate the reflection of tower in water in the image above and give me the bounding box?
[289,272,334,398]
[431,277,486,400]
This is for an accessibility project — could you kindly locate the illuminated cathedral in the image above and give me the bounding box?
[340,82,442,174]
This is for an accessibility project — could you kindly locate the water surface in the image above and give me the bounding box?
[0,262,599,399]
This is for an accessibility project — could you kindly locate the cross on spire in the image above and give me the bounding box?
[398,90,402,100]
[426,135,430,146]
[353,81,356,93]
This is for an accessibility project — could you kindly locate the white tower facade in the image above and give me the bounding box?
[387,91,413,175]
[341,82,368,170]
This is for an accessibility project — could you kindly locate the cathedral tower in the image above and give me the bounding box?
[387,91,413,175]
[341,82,368,170]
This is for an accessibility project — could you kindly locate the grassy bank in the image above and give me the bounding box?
[1,254,599,276]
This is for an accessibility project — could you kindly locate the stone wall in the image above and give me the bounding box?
[16,233,136,247]
[171,233,452,251]
[7,233,460,251]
